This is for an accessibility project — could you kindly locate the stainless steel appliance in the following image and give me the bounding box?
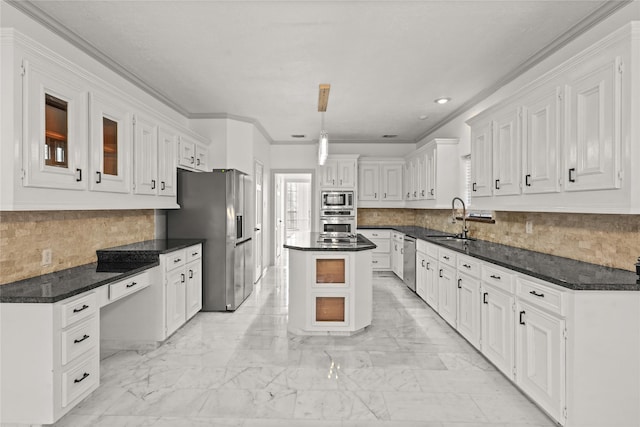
[167,169,253,311]
[320,208,356,237]
[321,191,354,210]
[403,236,416,292]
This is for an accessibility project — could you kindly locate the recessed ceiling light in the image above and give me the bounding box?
[382,135,398,138]
[419,115,429,120]
[291,134,306,138]
[434,97,451,105]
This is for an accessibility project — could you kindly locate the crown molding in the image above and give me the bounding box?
[414,0,633,143]
[188,113,274,144]
[5,0,190,117]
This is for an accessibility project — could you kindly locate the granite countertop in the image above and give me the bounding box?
[0,261,158,303]
[284,232,376,252]
[358,225,639,291]
[1,239,205,304]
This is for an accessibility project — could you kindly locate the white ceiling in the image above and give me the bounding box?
[12,0,625,144]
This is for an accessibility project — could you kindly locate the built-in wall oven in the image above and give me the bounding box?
[320,209,356,237]
[321,191,354,210]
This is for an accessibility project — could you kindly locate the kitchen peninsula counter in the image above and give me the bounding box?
[285,232,375,335]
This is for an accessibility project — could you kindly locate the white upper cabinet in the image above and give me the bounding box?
[195,145,208,171]
[470,118,493,198]
[133,114,158,195]
[158,128,177,197]
[522,86,562,194]
[319,156,358,188]
[357,160,403,204]
[564,56,622,192]
[492,106,521,196]
[89,91,132,194]
[22,57,88,191]
[381,163,403,200]
[358,163,379,201]
[424,144,436,200]
[178,135,196,169]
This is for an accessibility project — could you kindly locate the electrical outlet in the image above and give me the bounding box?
[525,221,533,234]
[41,248,52,266]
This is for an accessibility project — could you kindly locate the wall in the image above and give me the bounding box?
[0,210,155,285]
[358,208,640,272]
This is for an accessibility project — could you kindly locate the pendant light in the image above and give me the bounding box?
[317,84,330,165]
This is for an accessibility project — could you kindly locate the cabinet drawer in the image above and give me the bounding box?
[186,244,202,262]
[61,292,97,328]
[372,253,391,269]
[360,229,391,239]
[108,271,150,303]
[438,247,457,267]
[417,240,438,258]
[482,264,514,292]
[61,351,99,407]
[165,249,186,272]
[457,255,481,278]
[61,316,98,365]
[517,276,566,316]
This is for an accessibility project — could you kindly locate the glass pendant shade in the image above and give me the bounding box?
[318,130,328,165]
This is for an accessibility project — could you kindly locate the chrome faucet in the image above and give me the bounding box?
[451,197,469,239]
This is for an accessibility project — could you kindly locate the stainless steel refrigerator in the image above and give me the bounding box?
[167,169,253,311]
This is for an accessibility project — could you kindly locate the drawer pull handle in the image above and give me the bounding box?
[73,304,89,313]
[439,269,443,278]
[443,255,450,260]
[529,290,545,298]
[74,372,90,383]
[189,269,194,279]
[174,258,182,263]
[372,260,378,264]
[490,274,501,280]
[161,181,166,190]
[74,334,90,344]
[457,278,462,289]
[519,310,526,325]
[181,273,185,283]
[192,252,199,256]
[126,281,137,288]
[483,292,488,304]
[372,233,378,237]
[463,264,471,269]
[421,259,425,267]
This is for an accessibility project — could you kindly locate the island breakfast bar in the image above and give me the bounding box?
[284,233,376,335]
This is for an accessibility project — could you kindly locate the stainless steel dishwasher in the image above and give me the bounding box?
[403,236,416,291]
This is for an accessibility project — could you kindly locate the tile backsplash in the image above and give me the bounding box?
[0,210,155,285]
[359,208,640,272]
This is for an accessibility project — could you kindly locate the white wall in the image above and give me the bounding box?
[253,125,272,274]
[188,119,227,168]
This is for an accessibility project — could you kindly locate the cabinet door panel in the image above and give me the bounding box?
[381,164,403,200]
[523,87,561,194]
[565,56,621,191]
[481,283,514,378]
[437,264,457,327]
[470,120,493,197]
[403,162,412,200]
[457,273,481,349]
[516,302,565,422]
[358,164,379,200]
[178,136,196,168]
[166,269,187,337]
[195,145,208,171]
[425,146,436,200]
[133,115,158,195]
[492,107,521,196]
[158,128,177,197]
[416,252,427,300]
[89,92,131,193]
[319,160,337,187]
[425,256,438,310]
[186,261,202,319]
[337,160,356,187]
[23,59,88,190]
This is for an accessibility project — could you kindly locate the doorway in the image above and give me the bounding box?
[273,171,314,265]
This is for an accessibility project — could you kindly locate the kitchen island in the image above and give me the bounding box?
[284,233,376,335]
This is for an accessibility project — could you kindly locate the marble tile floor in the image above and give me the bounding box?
[53,260,557,427]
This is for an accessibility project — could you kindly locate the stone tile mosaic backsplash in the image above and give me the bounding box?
[359,208,640,272]
[0,210,155,285]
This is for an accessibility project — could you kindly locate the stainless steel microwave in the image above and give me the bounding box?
[321,191,354,210]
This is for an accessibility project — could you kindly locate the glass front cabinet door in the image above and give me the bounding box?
[89,91,131,193]
[22,58,88,190]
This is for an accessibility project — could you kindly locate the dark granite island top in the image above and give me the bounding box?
[0,239,205,304]
[284,233,376,252]
[358,225,639,291]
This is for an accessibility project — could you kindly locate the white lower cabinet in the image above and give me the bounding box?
[516,300,565,422]
[481,279,515,379]
[165,267,188,337]
[186,258,203,319]
[391,232,404,279]
[162,244,202,338]
[416,250,427,299]
[456,272,481,349]
[437,263,457,327]
[0,291,100,425]
[358,229,392,271]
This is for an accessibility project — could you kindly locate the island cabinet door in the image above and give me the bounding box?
[311,293,350,327]
[311,254,351,288]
